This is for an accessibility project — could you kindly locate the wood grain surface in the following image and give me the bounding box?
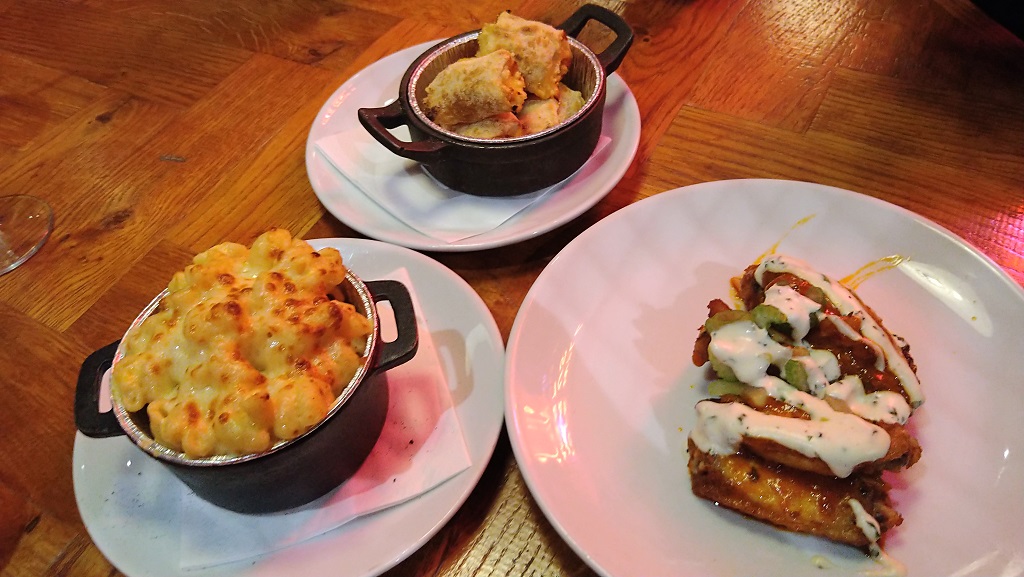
[1,0,1022,575]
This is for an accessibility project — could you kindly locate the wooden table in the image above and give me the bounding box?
[1,0,1022,575]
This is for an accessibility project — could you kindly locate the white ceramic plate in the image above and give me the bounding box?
[305,41,641,252]
[73,238,505,577]
[505,179,1024,577]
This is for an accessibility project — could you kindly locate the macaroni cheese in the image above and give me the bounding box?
[111,229,372,459]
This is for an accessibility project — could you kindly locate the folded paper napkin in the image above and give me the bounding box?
[315,126,611,243]
[177,267,471,569]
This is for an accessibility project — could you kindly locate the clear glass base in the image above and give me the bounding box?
[0,195,54,275]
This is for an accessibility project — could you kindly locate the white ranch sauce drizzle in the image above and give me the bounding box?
[848,498,882,544]
[793,348,840,396]
[708,320,791,383]
[691,376,890,478]
[825,316,886,371]
[849,500,908,577]
[826,375,911,425]
[866,547,908,577]
[755,255,924,408]
[763,283,822,341]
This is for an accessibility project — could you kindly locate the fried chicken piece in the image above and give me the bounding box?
[735,260,921,405]
[687,255,925,554]
[716,394,923,477]
[688,440,902,548]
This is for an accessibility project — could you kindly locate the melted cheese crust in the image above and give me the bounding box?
[111,229,372,459]
[424,49,527,127]
[477,11,572,99]
[518,83,587,135]
[424,12,579,136]
[452,111,524,139]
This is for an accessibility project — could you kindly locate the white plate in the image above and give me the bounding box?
[505,179,1024,577]
[73,238,506,577]
[304,41,641,252]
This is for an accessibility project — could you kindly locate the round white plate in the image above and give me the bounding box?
[505,179,1024,577]
[305,41,641,252]
[73,238,506,577]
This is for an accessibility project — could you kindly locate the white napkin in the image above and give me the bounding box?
[314,126,611,243]
[178,267,471,569]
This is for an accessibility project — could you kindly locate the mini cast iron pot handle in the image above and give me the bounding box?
[364,279,419,373]
[558,4,635,75]
[74,340,124,438]
[358,100,447,164]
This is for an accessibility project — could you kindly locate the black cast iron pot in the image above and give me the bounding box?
[358,4,634,197]
[74,275,418,514]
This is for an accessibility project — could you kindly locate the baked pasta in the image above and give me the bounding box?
[111,229,373,459]
[688,254,923,570]
[477,11,572,99]
[423,49,528,128]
